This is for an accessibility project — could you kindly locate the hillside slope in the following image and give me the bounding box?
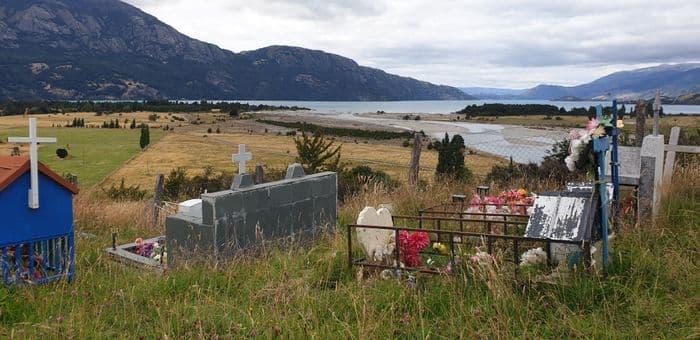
[0,0,470,101]
[520,63,700,100]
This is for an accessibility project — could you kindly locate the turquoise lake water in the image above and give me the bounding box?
[216,99,699,115]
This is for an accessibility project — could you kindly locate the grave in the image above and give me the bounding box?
[166,144,337,267]
[1,118,78,285]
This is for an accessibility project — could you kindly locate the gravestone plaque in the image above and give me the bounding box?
[605,146,641,186]
[525,192,594,242]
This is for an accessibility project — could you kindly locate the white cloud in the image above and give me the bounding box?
[123,0,700,88]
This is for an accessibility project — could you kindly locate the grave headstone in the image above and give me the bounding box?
[285,163,306,179]
[638,134,664,220]
[254,164,264,184]
[356,207,395,262]
[605,146,641,186]
[525,191,595,265]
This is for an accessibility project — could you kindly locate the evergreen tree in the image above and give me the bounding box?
[130,119,137,129]
[436,133,469,181]
[294,131,341,173]
[139,124,150,149]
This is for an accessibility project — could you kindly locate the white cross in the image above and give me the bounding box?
[232,144,252,175]
[8,118,56,209]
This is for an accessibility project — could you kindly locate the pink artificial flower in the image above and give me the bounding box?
[469,193,482,207]
[399,230,430,267]
[586,118,599,132]
[569,129,581,140]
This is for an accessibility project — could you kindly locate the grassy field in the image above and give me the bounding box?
[102,130,504,192]
[0,126,161,187]
[0,163,697,338]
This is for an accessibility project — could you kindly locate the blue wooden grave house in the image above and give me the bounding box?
[1,118,78,285]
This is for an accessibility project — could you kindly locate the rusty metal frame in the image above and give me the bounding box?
[347,214,587,278]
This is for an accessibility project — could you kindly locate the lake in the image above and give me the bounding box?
[220,99,700,115]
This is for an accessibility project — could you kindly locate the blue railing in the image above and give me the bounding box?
[1,233,74,285]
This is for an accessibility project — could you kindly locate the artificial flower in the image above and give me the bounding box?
[432,242,449,255]
[519,247,548,267]
[617,119,624,128]
[586,118,599,132]
[398,231,430,267]
[517,188,527,196]
[591,126,606,138]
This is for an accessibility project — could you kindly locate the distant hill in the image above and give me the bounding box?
[459,87,524,99]
[519,63,700,100]
[0,0,470,101]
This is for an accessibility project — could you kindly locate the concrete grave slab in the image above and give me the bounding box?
[166,164,337,267]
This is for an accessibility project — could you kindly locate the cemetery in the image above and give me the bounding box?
[0,101,697,338]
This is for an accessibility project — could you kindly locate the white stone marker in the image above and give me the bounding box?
[356,207,395,262]
[8,118,57,209]
[232,144,252,174]
[639,134,665,220]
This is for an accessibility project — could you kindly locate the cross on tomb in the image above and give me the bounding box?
[8,118,57,209]
[232,144,252,174]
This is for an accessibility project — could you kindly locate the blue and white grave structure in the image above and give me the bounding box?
[1,118,78,285]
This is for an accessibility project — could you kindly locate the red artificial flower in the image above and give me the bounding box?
[398,231,430,267]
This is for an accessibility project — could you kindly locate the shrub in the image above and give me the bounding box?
[56,148,68,159]
[163,166,233,201]
[148,113,159,122]
[104,178,147,202]
[338,165,400,201]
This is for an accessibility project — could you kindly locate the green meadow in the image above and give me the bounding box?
[0,127,161,188]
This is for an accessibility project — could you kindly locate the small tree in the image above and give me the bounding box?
[435,133,469,181]
[294,131,341,173]
[139,124,150,149]
[130,119,137,129]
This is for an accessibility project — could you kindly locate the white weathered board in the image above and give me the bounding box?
[525,192,594,241]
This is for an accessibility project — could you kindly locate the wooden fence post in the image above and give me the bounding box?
[151,173,164,228]
[408,133,422,187]
[634,100,647,147]
[663,126,680,189]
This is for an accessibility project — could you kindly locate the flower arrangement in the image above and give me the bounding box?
[398,231,430,266]
[468,188,534,215]
[519,247,548,267]
[132,238,167,262]
[565,117,624,172]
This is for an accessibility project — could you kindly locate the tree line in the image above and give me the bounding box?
[454,103,659,118]
[0,100,310,116]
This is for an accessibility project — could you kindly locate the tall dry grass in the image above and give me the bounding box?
[0,161,697,338]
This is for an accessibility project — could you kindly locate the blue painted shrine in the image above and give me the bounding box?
[0,156,78,284]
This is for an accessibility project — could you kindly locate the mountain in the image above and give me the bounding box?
[0,0,470,101]
[519,63,700,100]
[459,87,524,99]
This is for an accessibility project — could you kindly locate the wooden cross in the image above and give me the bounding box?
[232,144,252,174]
[8,118,57,209]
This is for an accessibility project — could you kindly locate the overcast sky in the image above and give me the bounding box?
[123,0,700,89]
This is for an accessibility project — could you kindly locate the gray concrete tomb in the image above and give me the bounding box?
[166,163,337,266]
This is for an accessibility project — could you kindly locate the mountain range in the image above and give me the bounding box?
[467,64,700,101]
[0,0,470,101]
